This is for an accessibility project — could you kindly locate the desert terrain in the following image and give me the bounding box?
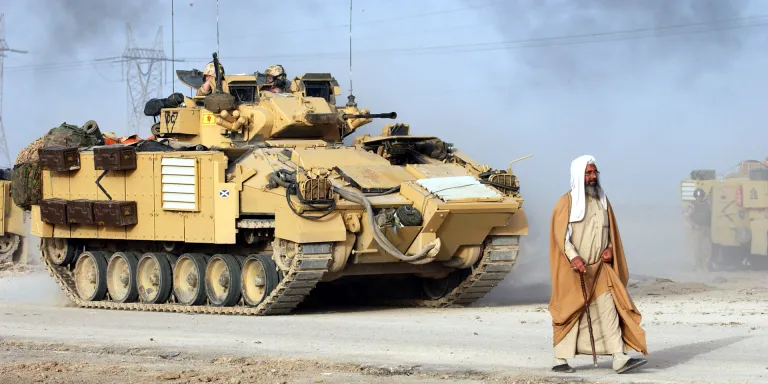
[0,205,766,384]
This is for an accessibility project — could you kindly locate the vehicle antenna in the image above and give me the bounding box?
[346,0,356,107]
[216,0,220,56]
[171,0,175,93]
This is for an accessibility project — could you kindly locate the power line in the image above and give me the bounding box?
[171,0,505,47]
[5,14,768,76]
[110,24,183,136]
[0,13,27,167]
[183,15,768,62]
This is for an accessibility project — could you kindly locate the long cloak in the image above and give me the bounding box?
[548,192,648,355]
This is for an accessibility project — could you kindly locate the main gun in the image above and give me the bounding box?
[341,112,397,120]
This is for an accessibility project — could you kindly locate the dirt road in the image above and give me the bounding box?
[0,263,766,384]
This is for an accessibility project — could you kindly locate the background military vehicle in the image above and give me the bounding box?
[23,53,528,315]
[681,159,768,271]
[0,168,27,265]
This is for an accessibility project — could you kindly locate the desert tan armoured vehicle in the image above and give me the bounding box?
[681,160,768,271]
[27,54,528,315]
[0,170,27,264]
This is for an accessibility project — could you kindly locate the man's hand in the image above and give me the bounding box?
[570,256,586,273]
[601,246,613,263]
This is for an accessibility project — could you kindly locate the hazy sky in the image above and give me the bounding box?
[1,0,767,235]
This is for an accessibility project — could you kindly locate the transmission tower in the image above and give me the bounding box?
[122,23,179,136]
[0,14,27,167]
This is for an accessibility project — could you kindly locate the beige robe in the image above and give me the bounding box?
[554,195,624,358]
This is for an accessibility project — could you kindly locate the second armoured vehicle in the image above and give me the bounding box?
[681,160,768,271]
[24,54,528,315]
[0,169,27,265]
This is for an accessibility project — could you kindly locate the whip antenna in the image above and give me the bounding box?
[346,0,356,107]
[171,0,175,92]
[216,0,220,56]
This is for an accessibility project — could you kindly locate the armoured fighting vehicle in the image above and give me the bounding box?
[681,160,768,271]
[0,169,27,264]
[26,54,528,315]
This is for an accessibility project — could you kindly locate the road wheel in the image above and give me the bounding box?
[137,252,175,304]
[106,252,140,303]
[205,254,242,307]
[421,270,466,300]
[74,251,109,301]
[0,234,20,263]
[241,254,279,307]
[173,253,208,305]
[44,238,75,266]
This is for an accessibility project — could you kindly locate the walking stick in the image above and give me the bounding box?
[580,270,598,367]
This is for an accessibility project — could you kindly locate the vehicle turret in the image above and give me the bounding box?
[144,53,395,148]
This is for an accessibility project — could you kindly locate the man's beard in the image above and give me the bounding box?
[585,181,601,197]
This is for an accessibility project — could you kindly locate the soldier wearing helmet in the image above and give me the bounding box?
[263,64,288,93]
[197,61,225,96]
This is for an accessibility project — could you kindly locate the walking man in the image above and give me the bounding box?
[548,155,648,373]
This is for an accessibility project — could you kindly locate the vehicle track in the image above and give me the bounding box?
[38,235,520,315]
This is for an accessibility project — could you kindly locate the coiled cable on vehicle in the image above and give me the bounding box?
[267,169,439,263]
[332,186,439,264]
[268,169,336,220]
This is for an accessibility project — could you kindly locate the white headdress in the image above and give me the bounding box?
[568,154,607,223]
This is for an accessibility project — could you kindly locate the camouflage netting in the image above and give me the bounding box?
[11,162,42,210]
[43,122,101,148]
[11,122,101,211]
[15,137,44,165]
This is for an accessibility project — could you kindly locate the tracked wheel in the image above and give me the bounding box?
[73,251,109,301]
[137,252,176,303]
[106,252,140,303]
[205,254,242,307]
[0,234,20,263]
[422,270,465,300]
[44,238,75,266]
[241,254,280,307]
[173,253,208,306]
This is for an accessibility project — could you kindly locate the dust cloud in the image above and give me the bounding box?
[478,202,694,307]
[0,216,66,307]
[466,0,765,306]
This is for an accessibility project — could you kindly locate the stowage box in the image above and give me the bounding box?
[66,199,95,225]
[40,198,69,225]
[93,201,138,226]
[93,145,137,171]
[38,146,81,172]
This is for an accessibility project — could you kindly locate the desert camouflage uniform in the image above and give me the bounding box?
[264,64,288,93]
[197,61,225,96]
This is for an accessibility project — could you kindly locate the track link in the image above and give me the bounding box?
[40,240,332,316]
[382,234,521,308]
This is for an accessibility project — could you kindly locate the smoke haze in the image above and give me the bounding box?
[0,0,766,306]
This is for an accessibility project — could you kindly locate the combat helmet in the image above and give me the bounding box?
[264,64,285,78]
[203,61,225,77]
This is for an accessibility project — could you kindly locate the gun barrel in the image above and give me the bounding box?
[342,112,397,119]
[212,52,223,93]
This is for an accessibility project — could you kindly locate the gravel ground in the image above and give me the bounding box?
[1,262,766,384]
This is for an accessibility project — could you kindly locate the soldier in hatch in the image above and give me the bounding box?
[263,64,288,93]
[197,61,225,96]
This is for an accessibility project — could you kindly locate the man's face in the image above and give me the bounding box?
[584,163,599,186]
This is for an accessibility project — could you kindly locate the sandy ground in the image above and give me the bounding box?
[1,260,767,384]
[1,209,766,384]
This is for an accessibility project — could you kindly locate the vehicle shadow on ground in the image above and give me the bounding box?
[474,282,552,306]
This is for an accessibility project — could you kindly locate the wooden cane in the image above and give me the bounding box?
[580,270,598,367]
